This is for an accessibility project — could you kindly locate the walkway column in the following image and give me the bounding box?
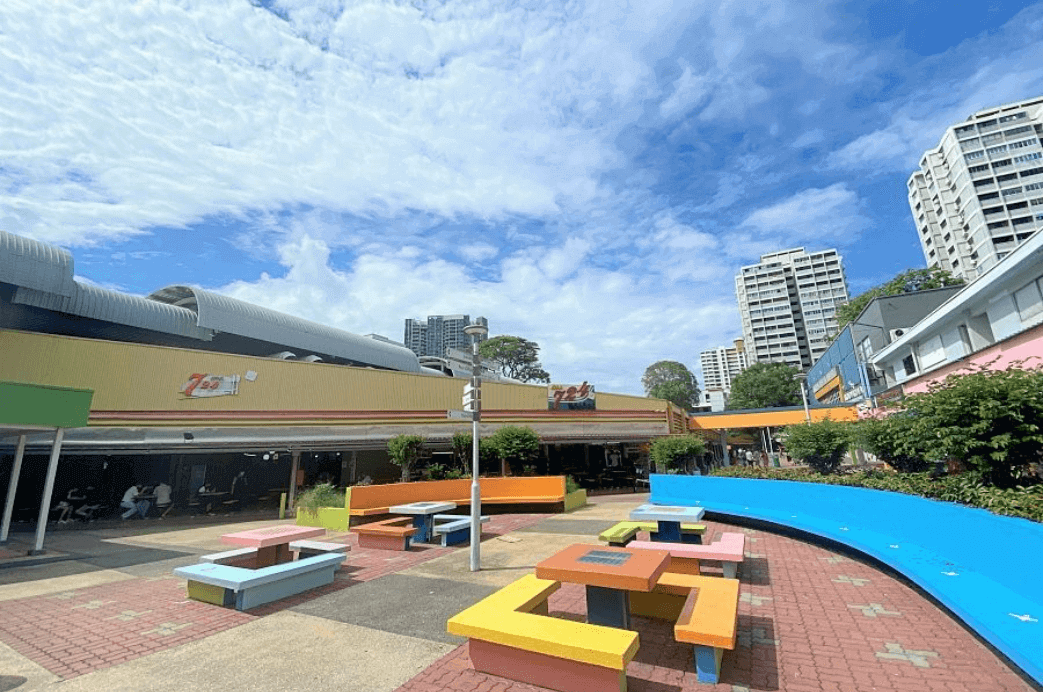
[719,430,729,467]
[1,435,27,545]
[30,428,64,555]
[287,450,301,511]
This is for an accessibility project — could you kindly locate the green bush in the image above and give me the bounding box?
[782,419,851,474]
[853,416,930,473]
[709,466,1043,523]
[649,434,706,473]
[387,434,425,482]
[425,462,466,481]
[296,483,345,515]
[487,426,540,475]
[566,475,582,494]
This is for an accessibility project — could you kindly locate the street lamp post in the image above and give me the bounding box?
[794,372,811,422]
[463,322,488,572]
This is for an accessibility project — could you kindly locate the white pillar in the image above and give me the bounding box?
[287,450,301,511]
[31,428,64,555]
[1,435,27,544]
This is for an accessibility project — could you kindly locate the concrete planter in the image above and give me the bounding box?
[295,506,350,531]
[564,488,587,512]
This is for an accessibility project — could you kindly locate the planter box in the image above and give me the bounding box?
[564,489,587,512]
[295,506,350,531]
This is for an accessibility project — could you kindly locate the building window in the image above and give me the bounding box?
[1014,152,1043,164]
[1014,279,1043,320]
[902,354,917,376]
[964,150,985,161]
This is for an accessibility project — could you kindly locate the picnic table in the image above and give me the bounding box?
[221,525,325,567]
[629,503,706,543]
[389,501,457,543]
[535,543,670,629]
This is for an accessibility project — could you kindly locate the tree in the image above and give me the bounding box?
[649,434,706,473]
[487,426,540,475]
[782,418,851,474]
[836,267,964,330]
[387,434,424,482]
[641,361,700,409]
[852,416,930,473]
[891,365,1043,488]
[479,336,551,383]
[727,362,801,410]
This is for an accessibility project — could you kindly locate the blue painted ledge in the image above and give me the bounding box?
[650,474,1043,686]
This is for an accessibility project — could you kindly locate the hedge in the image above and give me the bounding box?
[709,466,1043,523]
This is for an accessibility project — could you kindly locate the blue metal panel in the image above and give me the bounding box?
[693,644,723,683]
[650,474,1043,686]
[585,585,630,629]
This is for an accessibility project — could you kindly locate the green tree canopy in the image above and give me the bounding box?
[487,425,540,475]
[891,365,1043,488]
[836,267,964,330]
[641,360,700,409]
[479,335,551,383]
[727,362,801,410]
[782,418,851,474]
[387,434,424,482]
[649,434,706,473]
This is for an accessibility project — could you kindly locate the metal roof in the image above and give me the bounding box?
[12,282,213,340]
[148,285,423,372]
[0,230,76,296]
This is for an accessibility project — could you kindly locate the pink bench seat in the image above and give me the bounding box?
[629,532,745,578]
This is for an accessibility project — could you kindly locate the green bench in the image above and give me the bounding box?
[598,520,706,547]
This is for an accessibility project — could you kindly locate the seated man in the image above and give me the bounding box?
[154,481,172,517]
[120,484,150,520]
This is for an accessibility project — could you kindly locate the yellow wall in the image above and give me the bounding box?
[0,331,668,423]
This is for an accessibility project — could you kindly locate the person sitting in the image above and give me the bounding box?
[74,486,104,522]
[154,481,172,517]
[120,484,150,520]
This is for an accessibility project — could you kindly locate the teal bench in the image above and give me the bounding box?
[174,552,344,611]
[432,514,490,546]
[200,547,257,566]
[289,540,349,559]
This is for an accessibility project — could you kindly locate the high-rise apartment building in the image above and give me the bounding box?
[909,96,1043,281]
[700,339,749,392]
[404,314,487,357]
[735,248,849,370]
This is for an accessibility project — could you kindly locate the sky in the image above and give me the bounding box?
[3,0,1043,396]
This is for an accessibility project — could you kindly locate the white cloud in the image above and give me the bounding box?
[731,183,870,258]
[791,129,825,149]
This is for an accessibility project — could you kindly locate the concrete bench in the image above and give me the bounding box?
[598,520,707,547]
[432,514,489,546]
[174,551,345,611]
[200,547,258,567]
[289,540,349,559]
[629,572,740,684]
[350,516,417,551]
[448,574,639,692]
[629,531,745,578]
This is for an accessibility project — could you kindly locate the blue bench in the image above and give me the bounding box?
[289,540,349,559]
[174,552,345,611]
[432,514,489,546]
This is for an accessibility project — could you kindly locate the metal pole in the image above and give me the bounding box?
[799,380,811,422]
[469,340,482,572]
[1,435,27,544]
[31,428,64,555]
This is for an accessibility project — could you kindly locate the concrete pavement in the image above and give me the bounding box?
[0,495,1036,692]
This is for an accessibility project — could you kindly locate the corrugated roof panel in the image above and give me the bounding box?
[147,285,423,372]
[0,230,76,296]
[12,283,213,340]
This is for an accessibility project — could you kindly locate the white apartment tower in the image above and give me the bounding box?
[735,248,849,370]
[909,96,1043,281]
[700,340,748,392]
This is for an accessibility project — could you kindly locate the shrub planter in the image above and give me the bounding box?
[295,506,350,531]
[564,488,587,512]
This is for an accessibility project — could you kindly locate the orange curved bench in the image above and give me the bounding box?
[346,476,566,518]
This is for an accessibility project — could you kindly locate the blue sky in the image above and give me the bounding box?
[3,0,1043,395]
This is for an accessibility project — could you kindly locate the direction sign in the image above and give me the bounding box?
[447,409,475,420]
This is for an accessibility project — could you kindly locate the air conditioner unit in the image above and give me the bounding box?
[888,328,907,341]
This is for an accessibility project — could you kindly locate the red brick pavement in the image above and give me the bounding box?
[395,519,1037,692]
[0,513,551,679]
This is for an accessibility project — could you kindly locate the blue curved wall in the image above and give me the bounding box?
[650,474,1043,685]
